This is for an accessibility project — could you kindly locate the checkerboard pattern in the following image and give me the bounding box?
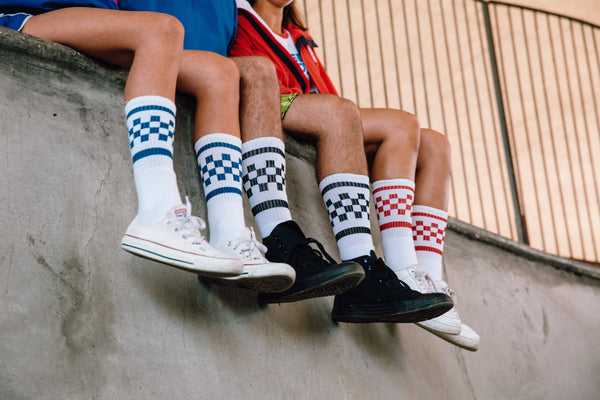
[126,97,176,167]
[320,174,374,260]
[373,184,414,231]
[413,206,447,256]
[243,158,286,197]
[196,135,243,202]
[372,179,419,270]
[324,192,370,226]
[242,137,292,238]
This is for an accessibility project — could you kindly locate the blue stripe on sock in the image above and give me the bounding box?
[196,141,242,158]
[132,148,173,164]
[126,105,175,119]
[205,187,243,201]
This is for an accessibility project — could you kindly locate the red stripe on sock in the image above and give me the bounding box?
[379,221,412,231]
[414,245,443,255]
[412,211,447,222]
[373,185,414,195]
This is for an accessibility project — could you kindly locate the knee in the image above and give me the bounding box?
[147,13,185,51]
[327,97,362,128]
[420,129,451,172]
[321,97,362,143]
[196,57,240,96]
[383,110,420,153]
[236,56,277,86]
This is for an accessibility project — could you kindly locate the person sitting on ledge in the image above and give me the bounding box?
[228,0,479,350]
[0,1,297,293]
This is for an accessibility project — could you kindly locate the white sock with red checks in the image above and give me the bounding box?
[373,179,418,275]
[412,205,447,282]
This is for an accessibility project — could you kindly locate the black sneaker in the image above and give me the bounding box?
[257,220,365,304]
[331,251,454,323]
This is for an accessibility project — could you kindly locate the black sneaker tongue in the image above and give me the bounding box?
[351,250,378,268]
[269,220,306,250]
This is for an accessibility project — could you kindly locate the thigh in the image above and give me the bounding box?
[282,93,358,142]
[21,7,171,68]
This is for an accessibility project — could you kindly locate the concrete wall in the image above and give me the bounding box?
[1,27,600,400]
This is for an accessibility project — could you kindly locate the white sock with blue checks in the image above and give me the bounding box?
[126,95,182,225]
[195,133,246,247]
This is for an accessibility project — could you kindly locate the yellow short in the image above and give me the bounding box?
[280,94,300,119]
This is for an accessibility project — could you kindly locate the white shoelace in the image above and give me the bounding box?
[227,227,267,261]
[434,280,457,304]
[412,265,436,294]
[167,197,209,250]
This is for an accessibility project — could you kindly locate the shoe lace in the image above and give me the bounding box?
[367,253,410,290]
[227,227,267,261]
[288,238,337,270]
[433,280,457,303]
[411,265,436,293]
[167,197,209,250]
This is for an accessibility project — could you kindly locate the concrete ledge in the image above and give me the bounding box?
[2,26,600,400]
[3,25,597,281]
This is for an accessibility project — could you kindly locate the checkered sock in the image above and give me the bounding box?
[195,133,245,247]
[242,137,292,238]
[126,95,182,225]
[319,173,375,261]
[373,179,418,275]
[413,205,447,282]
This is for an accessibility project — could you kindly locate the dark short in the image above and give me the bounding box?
[0,12,32,31]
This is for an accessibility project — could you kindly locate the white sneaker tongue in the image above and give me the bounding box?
[173,205,188,218]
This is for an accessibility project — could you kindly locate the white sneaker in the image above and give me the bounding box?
[121,199,243,277]
[420,321,480,352]
[420,279,480,351]
[211,227,296,293]
[396,266,462,335]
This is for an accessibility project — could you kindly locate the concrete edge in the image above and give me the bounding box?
[448,217,600,281]
[3,25,598,282]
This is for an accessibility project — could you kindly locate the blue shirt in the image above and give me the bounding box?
[118,0,237,56]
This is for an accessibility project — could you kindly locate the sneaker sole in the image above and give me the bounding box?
[416,312,462,335]
[121,236,242,278]
[331,295,454,324]
[419,323,480,351]
[201,273,295,293]
[258,263,365,304]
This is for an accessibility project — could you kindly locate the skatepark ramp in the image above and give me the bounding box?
[1,27,599,400]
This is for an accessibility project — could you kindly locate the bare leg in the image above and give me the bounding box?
[414,129,451,210]
[360,108,421,272]
[282,94,367,181]
[177,51,241,141]
[231,56,284,142]
[22,8,184,101]
[360,108,420,182]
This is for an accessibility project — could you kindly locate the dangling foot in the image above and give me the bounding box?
[257,221,365,304]
[331,252,454,323]
[203,227,296,293]
[396,266,462,334]
[121,199,243,277]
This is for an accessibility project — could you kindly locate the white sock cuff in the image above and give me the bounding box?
[125,95,176,115]
[242,136,285,153]
[412,204,448,220]
[319,173,370,193]
[195,133,242,153]
[372,178,415,192]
